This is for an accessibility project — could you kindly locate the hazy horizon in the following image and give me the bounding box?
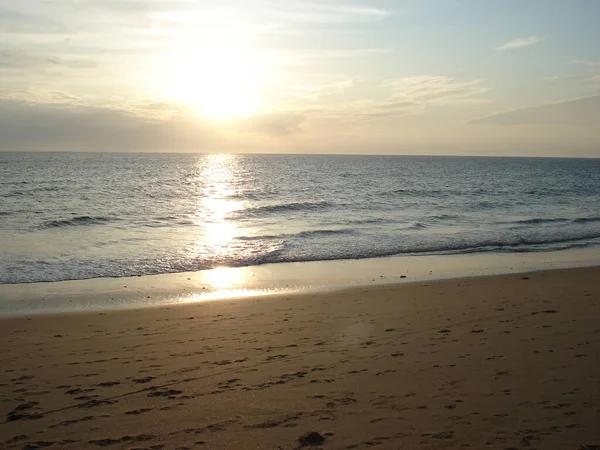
[2,0,600,157]
[2,150,600,159]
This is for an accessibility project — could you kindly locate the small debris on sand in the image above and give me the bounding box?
[298,432,326,446]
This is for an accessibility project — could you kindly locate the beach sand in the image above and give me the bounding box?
[0,267,598,449]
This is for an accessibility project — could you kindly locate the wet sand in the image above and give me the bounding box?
[0,267,599,449]
[2,246,599,316]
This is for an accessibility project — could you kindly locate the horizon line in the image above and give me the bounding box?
[1,150,599,159]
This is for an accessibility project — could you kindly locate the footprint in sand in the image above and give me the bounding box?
[88,435,155,446]
[5,402,44,422]
[124,408,154,415]
[147,388,183,398]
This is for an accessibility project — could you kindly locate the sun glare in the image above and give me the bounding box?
[204,266,244,290]
[191,154,241,258]
[159,26,269,119]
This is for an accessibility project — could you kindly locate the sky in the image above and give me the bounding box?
[1,0,599,156]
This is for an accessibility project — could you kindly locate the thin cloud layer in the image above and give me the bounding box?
[470,95,600,126]
[263,1,391,24]
[496,36,544,51]
[384,76,490,105]
[571,60,600,67]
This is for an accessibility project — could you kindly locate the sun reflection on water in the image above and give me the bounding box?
[189,154,246,289]
[204,266,243,289]
[180,288,270,303]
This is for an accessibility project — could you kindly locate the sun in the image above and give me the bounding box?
[159,30,268,119]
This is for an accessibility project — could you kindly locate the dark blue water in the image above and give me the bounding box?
[1,152,599,284]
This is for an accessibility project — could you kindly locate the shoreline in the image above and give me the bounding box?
[1,246,600,316]
[0,264,597,322]
[0,266,598,449]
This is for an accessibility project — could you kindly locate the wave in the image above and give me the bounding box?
[525,188,574,196]
[236,228,355,241]
[427,214,459,221]
[382,188,445,198]
[501,216,600,226]
[573,216,600,224]
[234,201,334,218]
[32,186,61,193]
[405,232,600,256]
[294,229,354,238]
[0,190,25,198]
[236,223,428,241]
[381,188,512,199]
[153,215,178,221]
[259,232,600,264]
[1,186,61,198]
[0,180,29,185]
[429,234,593,258]
[475,200,496,210]
[138,217,197,228]
[226,191,278,201]
[40,216,120,229]
[252,231,600,264]
[345,218,388,225]
[5,231,600,284]
[514,217,569,225]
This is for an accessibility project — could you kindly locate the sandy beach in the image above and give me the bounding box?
[0,267,598,449]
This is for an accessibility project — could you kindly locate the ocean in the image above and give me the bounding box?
[1,152,599,285]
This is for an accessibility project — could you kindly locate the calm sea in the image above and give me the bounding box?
[1,152,599,284]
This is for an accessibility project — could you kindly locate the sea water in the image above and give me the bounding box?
[1,152,599,284]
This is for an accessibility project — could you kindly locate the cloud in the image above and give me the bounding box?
[384,76,490,105]
[0,6,66,34]
[264,1,391,24]
[544,61,600,87]
[571,60,600,67]
[379,100,417,110]
[543,74,593,83]
[495,36,544,51]
[235,112,306,136]
[286,78,356,101]
[285,48,393,62]
[0,48,96,70]
[0,96,310,152]
[0,98,224,151]
[308,98,420,123]
[469,95,600,126]
[294,76,490,124]
[355,104,419,121]
[0,0,390,35]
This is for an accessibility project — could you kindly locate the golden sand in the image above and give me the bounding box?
[1,267,598,449]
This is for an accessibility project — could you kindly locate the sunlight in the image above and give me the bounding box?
[191,154,242,260]
[179,285,279,303]
[204,266,244,290]
[202,220,236,256]
[159,23,270,119]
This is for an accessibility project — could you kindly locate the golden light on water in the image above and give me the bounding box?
[183,154,280,298]
[182,265,275,303]
[182,266,287,302]
[200,196,237,255]
[193,154,241,260]
[204,266,244,290]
